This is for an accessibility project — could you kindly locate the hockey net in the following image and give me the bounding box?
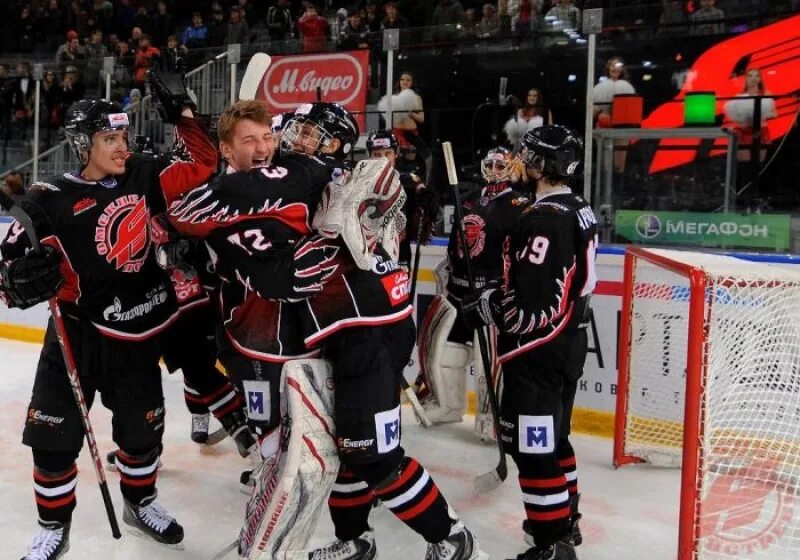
[614,247,800,560]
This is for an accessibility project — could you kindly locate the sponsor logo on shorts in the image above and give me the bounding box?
[338,437,375,450]
[243,380,271,422]
[518,415,555,454]
[381,271,409,306]
[374,405,401,454]
[27,408,65,426]
[145,406,165,431]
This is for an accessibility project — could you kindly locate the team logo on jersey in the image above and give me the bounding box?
[95,195,151,272]
[457,214,486,259]
[73,197,97,216]
[374,405,401,454]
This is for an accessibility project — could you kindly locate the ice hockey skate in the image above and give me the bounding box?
[123,496,185,549]
[20,521,70,560]
[523,494,582,547]
[307,528,376,560]
[424,519,488,560]
[190,412,210,443]
[509,542,577,560]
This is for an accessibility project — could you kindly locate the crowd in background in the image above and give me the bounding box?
[0,0,779,153]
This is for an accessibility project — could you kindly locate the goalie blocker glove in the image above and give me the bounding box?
[0,246,63,309]
[148,69,196,124]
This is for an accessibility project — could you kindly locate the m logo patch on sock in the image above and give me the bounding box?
[375,405,401,454]
[518,415,555,454]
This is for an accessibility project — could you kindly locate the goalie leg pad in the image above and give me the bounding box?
[238,359,339,560]
[473,326,503,442]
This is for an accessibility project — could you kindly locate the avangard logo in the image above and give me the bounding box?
[635,214,662,239]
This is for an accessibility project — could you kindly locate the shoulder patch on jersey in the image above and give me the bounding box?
[511,196,529,206]
[29,181,60,193]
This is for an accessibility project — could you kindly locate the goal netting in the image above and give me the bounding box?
[614,247,800,559]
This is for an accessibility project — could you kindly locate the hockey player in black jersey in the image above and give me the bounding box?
[365,129,439,266]
[417,147,529,434]
[463,126,598,560]
[0,75,217,559]
[273,106,486,560]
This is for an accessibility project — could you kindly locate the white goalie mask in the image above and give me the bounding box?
[480,147,514,183]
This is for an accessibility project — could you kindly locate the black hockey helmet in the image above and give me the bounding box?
[65,99,130,165]
[521,125,582,180]
[480,146,514,183]
[366,129,398,154]
[280,102,359,158]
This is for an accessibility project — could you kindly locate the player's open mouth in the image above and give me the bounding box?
[252,158,267,166]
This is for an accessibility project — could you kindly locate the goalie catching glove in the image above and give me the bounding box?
[0,245,63,309]
[148,69,196,124]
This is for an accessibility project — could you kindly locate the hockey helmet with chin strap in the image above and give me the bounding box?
[480,146,514,183]
[521,125,582,180]
[366,129,399,154]
[280,102,359,158]
[65,99,130,166]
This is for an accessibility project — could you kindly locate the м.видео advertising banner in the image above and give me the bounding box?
[615,210,791,250]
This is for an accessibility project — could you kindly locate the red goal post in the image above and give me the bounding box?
[614,246,800,560]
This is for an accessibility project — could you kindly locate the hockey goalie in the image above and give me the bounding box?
[416,147,529,439]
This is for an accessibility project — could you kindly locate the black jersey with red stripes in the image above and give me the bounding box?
[495,188,598,362]
[0,117,217,340]
[446,182,530,301]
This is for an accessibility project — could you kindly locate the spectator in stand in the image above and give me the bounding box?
[84,29,109,93]
[113,0,136,40]
[0,65,12,144]
[129,26,144,52]
[151,1,174,48]
[508,0,537,39]
[382,2,410,30]
[133,34,161,90]
[432,0,466,41]
[236,0,257,27]
[10,63,34,139]
[133,6,152,35]
[546,0,581,30]
[1,171,25,202]
[226,6,250,46]
[183,11,210,49]
[477,3,501,38]
[56,29,86,70]
[338,11,369,50]
[593,56,636,173]
[208,7,228,47]
[690,0,725,35]
[724,68,776,164]
[329,8,349,44]
[17,5,36,53]
[364,1,382,32]
[108,42,134,101]
[58,66,85,119]
[42,71,63,142]
[297,4,329,53]
[266,0,294,41]
[658,0,687,35]
[379,70,431,180]
[503,87,552,151]
[160,35,188,72]
[107,32,120,55]
[90,0,113,35]
[42,0,69,51]
[399,0,431,27]
[123,87,142,112]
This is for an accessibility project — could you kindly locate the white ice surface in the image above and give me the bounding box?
[0,339,681,559]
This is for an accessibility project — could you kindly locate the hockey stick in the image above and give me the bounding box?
[238,52,272,101]
[400,374,431,428]
[0,191,122,539]
[441,142,508,492]
[408,217,425,303]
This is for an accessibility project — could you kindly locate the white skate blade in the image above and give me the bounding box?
[123,525,186,551]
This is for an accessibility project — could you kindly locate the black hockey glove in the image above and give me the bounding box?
[0,246,63,309]
[148,69,195,124]
[461,287,502,329]
[285,235,342,301]
[151,213,194,270]
[411,186,440,245]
